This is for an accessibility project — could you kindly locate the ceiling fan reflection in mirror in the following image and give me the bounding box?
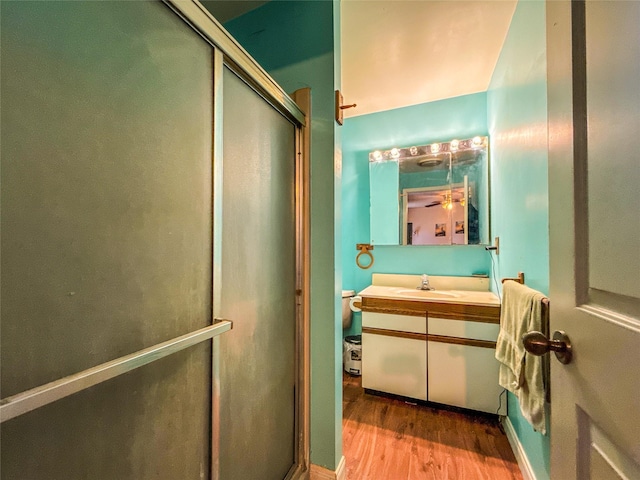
[424,195,465,210]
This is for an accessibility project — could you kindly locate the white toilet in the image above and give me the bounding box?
[342,290,355,329]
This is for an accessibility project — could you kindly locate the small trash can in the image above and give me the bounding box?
[343,335,362,376]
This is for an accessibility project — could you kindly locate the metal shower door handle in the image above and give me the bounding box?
[522,330,573,364]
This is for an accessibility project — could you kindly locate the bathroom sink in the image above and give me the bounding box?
[389,288,461,299]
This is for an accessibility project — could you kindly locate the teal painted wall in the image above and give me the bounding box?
[487,1,550,479]
[341,93,492,337]
[224,1,343,470]
[224,1,333,71]
[226,1,551,476]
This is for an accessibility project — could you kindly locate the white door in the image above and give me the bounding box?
[547,1,640,478]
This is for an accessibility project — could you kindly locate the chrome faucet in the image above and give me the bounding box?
[418,274,434,290]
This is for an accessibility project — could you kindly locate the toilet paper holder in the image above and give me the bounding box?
[355,243,374,269]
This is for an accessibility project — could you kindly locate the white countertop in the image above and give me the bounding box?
[358,284,500,307]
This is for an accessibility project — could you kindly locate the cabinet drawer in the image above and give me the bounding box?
[428,316,499,342]
[362,312,426,334]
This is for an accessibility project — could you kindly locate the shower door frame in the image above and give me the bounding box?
[164,2,311,479]
[0,1,311,478]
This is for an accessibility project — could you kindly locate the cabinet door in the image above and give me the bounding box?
[428,340,506,414]
[362,332,427,401]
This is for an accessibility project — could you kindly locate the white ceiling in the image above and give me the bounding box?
[201,1,516,119]
[341,0,517,118]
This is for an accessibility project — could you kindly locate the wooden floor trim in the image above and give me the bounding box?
[362,328,497,349]
[502,416,537,480]
[428,333,497,349]
[310,456,346,480]
[335,456,346,480]
[362,326,426,341]
[361,296,500,323]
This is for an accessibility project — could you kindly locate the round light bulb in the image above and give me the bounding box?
[472,136,483,147]
[409,146,418,156]
[373,150,383,161]
[430,143,441,153]
[450,139,459,151]
[390,148,400,158]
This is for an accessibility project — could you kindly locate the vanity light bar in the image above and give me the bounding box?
[369,136,488,162]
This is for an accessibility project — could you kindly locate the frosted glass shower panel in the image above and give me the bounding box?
[219,67,297,480]
[1,0,214,395]
[1,2,214,478]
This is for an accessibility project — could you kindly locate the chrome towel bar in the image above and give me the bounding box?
[1,319,232,423]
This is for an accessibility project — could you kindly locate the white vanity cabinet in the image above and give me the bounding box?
[358,285,505,415]
[361,312,427,401]
[427,317,506,414]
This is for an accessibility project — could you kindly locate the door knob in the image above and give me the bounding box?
[522,330,572,364]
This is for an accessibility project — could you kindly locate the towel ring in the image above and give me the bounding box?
[355,244,374,270]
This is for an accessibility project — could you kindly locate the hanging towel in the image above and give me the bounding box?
[495,281,547,434]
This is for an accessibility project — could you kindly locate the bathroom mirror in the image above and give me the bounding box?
[369,136,489,246]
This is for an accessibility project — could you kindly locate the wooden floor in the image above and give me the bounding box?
[342,373,523,480]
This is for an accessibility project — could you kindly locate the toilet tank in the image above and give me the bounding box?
[342,290,355,329]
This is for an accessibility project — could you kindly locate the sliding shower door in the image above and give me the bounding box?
[1,1,307,479]
[216,67,298,480]
[0,2,217,478]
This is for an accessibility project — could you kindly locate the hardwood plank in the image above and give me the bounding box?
[342,373,523,480]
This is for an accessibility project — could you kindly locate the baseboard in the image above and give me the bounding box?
[502,416,536,480]
[310,456,346,480]
[335,456,346,480]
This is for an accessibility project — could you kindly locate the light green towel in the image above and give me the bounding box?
[495,281,547,434]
